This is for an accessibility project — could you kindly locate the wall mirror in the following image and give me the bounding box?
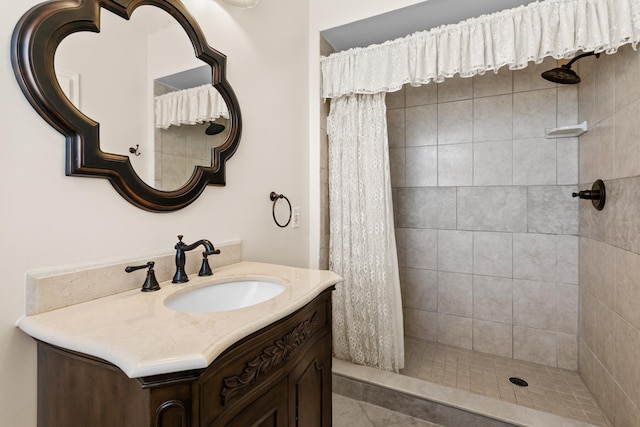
[12,0,242,211]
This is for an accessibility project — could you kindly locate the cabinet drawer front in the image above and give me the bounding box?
[200,290,332,426]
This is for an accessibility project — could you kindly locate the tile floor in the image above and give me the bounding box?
[400,337,609,427]
[333,393,443,427]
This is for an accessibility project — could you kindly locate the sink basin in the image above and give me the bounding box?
[166,280,285,313]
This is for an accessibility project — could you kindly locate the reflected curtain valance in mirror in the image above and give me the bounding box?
[11,0,242,212]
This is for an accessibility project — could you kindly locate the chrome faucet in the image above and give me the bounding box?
[172,235,220,283]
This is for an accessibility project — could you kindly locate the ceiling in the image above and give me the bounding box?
[321,0,537,52]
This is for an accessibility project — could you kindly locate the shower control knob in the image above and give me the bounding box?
[572,190,598,200]
[572,179,606,211]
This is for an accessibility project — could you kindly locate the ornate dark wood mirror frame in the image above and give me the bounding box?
[11,0,242,212]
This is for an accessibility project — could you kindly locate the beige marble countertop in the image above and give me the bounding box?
[18,261,342,378]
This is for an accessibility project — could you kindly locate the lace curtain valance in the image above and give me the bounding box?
[321,0,640,98]
[154,84,229,129]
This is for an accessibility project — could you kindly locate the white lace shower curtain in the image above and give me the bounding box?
[154,84,229,129]
[328,92,404,372]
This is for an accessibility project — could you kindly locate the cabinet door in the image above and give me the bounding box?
[222,378,288,427]
[288,334,332,427]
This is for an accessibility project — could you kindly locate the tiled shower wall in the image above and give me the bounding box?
[578,44,640,426]
[389,57,580,369]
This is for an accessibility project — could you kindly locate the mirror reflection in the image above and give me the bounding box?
[154,66,230,190]
[54,5,230,191]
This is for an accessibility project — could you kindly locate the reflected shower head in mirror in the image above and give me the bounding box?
[541,51,600,84]
[205,121,225,135]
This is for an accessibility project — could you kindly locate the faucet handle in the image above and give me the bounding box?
[198,251,214,276]
[125,261,161,292]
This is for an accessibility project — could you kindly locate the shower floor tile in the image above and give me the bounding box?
[401,337,610,427]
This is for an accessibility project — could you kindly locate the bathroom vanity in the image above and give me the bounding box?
[19,256,341,427]
[37,289,332,426]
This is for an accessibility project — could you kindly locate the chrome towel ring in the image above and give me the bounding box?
[270,191,292,228]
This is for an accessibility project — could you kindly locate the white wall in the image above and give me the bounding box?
[0,0,308,425]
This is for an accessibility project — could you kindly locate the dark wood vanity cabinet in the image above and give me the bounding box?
[37,289,333,427]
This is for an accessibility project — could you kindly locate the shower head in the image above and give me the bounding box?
[540,51,600,84]
[541,65,581,84]
[205,121,225,135]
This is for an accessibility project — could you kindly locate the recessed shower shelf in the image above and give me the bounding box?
[545,120,588,138]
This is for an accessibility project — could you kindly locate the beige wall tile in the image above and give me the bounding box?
[592,358,615,422]
[513,279,557,330]
[615,247,640,331]
[513,233,557,282]
[614,99,640,179]
[513,138,557,185]
[557,85,578,128]
[404,309,437,341]
[513,57,558,92]
[406,146,437,187]
[578,339,595,391]
[438,272,473,317]
[473,232,513,278]
[557,235,579,285]
[473,319,513,358]
[389,147,406,188]
[513,88,557,139]
[438,75,473,102]
[557,284,579,335]
[614,383,640,427]
[614,314,640,407]
[513,326,557,366]
[594,51,616,123]
[557,332,578,370]
[580,289,597,353]
[457,187,528,232]
[579,238,615,307]
[557,137,578,185]
[406,104,437,147]
[405,228,437,270]
[395,228,406,268]
[395,187,457,229]
[473,140,513,186]
[387,108,406,148]
[473,275,513,324]
[591,121,613,185]
[473,94,512,142]
[438,313,473,349]
[474,68,512,97]
[437,230,473,274]
[594,300,616,374]
[406,83,437,107]
[437,100,473,144]
[402,268,437,312]
[527,186,578,235]
[614,44,640,112]
[577,55,596,125]
[603,178,640,254]
[437,143,473,186]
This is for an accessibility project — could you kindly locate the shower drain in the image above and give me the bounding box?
[509,377,528,387]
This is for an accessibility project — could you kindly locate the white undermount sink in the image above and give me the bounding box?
[165,280,286,313]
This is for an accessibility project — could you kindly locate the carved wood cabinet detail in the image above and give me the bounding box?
[37,290,333,427]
